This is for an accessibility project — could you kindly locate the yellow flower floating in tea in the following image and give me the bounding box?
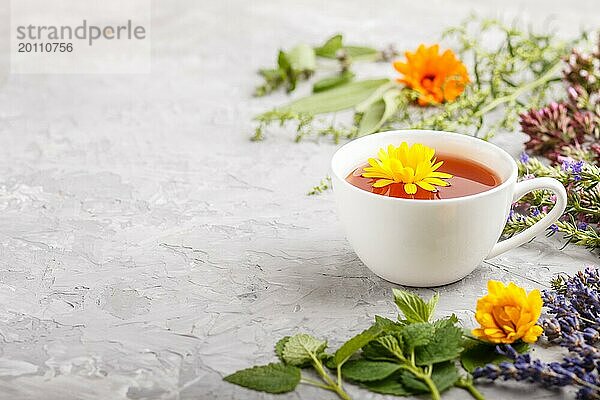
[362,142,453,195]
[472,280,544,344]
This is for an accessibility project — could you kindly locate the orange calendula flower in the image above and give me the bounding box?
[472,281,544,344]
[393,44,470,106]
[362,142,452,194]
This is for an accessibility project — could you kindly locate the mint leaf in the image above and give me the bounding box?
[414,318,463,366]
[334,324,383,366]
[393,289,437,323]
[361,373,412,395]
[224,363,300,394]
[401,322,434,351]
[275,336,290,361]
[362,341,398,362]
[341,359,402,382]
[461,340,530,373]
[282,333,327,366]
[400,362,459,393]
[374,315,404,332]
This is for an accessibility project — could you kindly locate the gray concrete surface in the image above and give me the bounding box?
[0,0,599,399]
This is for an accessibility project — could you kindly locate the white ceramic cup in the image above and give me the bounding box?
[331,130,567,287]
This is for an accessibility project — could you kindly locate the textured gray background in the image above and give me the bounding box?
[0,0,599,399]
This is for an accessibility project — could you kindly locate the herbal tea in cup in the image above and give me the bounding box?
[346,143,501,200]
[331,130,567,287]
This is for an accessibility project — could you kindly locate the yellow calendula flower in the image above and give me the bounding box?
[362,142,452,195]
[472,281,544,344]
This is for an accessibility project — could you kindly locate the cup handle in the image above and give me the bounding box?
[486,177,568,259]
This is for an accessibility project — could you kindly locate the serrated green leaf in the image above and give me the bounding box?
[287,44,316,72]
[282,333,327,366]
[393,288,437,323]
[374,315,405,332]
[313,71,355,93]
[414,318,463,366]
[342,359,402,382]
[275,336,290,361]
[224,363,300,394]
[334,323,384,366]
[315,34,343,58]
[276,79,390,115]
[461,340,530,373]
[361,373,412,396]
[400,362,459,394]
[401,322,434,351]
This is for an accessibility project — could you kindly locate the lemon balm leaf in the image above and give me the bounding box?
[401,322,434,351]
[275,336,290,361]
[223,363,301,394]
[392,288,436,323]
[282,334,327,366]
[333,324,385,366]
[414,318,463,365]
[341,360,402,382]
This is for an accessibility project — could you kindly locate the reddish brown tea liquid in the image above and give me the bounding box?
[345,153,501,200]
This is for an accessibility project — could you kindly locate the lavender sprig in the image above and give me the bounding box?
[473,345,600,399]
[475,269,600,399]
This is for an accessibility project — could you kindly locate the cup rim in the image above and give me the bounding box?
[331,129,518,204]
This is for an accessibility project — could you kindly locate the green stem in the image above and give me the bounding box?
[308,353,352,400]
[456,378,486,400]
[301,377,335,391]
[473,61,562,118]
[402,365,441,400]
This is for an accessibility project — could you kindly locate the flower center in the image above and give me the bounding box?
[421,74,436,89]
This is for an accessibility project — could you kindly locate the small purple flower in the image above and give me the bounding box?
[549,224,559,233]
[578,222,589,231]
[519,152,530,163]
[532,208,541,217]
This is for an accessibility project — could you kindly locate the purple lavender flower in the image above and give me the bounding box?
[519,152,530,163]
[578,222,589,231]
[549,224,559,233]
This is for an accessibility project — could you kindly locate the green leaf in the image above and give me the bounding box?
[275,336,290,361]
[277,79,391,115]
[401,322,434,351]
[315,34,343,58]
[357,100,385,136]
[461,340,530,373]
[414,318,463,366]
[400,362,459,393]
[344,45,380,60]
[341,359,402,382]
[287,44,316,72]
[313,71,355,93]
[393,288,437,323]
[223,363,301,394]
[374,315,405,332]
[282,333,327,366]
[361,373,413,395]
[334,323,383,366]
[357,88,401,136]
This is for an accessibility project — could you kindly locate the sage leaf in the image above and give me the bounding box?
[315,34,343,58]
[287,44,316,72]
[357,100,385,136]
[393,288,437,323]
[282,333,327,366]
[357,88,402,136]
[461,340,530,373]
[341,360,401,382]
[414,318,463,366]
[277,79,390,115]
[343,45,379,60]
[223,363,301,394]
[313,71,355,93]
